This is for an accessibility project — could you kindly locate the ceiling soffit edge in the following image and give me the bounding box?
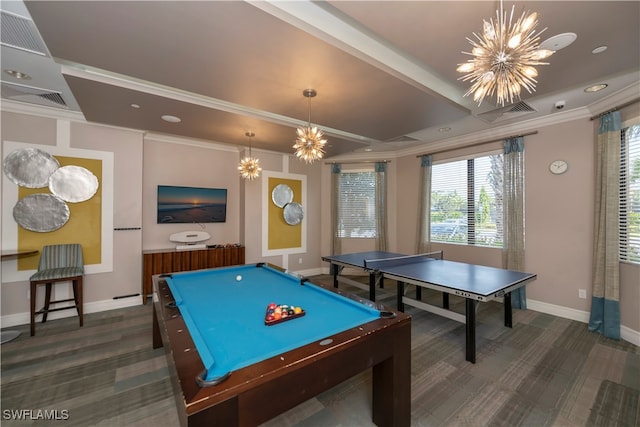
[396,108,593,159]
[59,62,377,146]
[394,84,640,159]
[248,0,468,109]
[143,132,242,153]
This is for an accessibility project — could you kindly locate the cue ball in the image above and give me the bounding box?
[236,275,242,281]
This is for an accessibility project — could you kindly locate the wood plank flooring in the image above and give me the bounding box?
[1,276,638,426]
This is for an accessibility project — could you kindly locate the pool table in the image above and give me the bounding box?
[152,263,411,427]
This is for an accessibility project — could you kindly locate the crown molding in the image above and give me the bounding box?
[1,98,84,121]
[143,132,241,153]
[394,83,640,159]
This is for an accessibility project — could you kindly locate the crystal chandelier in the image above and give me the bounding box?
[456,1,554,106]
[293,89,327,163]
[238,131,261,180]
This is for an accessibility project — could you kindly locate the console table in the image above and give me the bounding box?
[142,245,245,304]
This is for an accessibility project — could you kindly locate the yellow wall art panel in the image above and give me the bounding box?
[268,177,302,250]
[17,156,102,270]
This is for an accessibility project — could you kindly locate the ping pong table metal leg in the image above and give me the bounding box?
[465,298,476,363]
[368,272,376,301]
[330,264,341,289]
[397,281,405,312]
[442,293,449,309]
[504,292,513,327]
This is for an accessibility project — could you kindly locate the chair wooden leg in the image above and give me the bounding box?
[30,282,36,336]
[42,283,52,323]
[74,278,83,327]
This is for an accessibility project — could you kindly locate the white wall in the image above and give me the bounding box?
[1,107,144,325]
[2,93,638,345]
[391,113,639,342]
[141,135,241,249]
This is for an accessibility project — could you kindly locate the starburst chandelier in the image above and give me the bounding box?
[238,131,261,180]
[456,0,555,106]
[293,89,327,164]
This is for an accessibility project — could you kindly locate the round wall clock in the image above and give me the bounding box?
[549,160,568,175]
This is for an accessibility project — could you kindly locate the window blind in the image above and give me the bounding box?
[620,124,640,263]
[338,170,377,238]
[431,154,503,247]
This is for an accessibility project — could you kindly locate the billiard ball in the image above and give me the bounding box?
[236,275,242,281]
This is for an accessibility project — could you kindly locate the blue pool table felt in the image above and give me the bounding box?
[165,264,380,381]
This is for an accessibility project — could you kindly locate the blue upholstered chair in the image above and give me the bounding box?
[29,244,84,336]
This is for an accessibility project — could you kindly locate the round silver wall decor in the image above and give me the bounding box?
[272,184,293,208]
[13,193,70,232]
[3,147,60,188]
[49,165,99,202]
[283,202,304,225]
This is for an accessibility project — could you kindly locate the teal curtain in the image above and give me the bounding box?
[416,155,432,253]
[331,164,342,255]
[374,162,388,251]
[503,137,526,309]
[589,111,621,340]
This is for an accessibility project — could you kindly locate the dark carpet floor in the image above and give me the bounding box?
[1,275,638,426]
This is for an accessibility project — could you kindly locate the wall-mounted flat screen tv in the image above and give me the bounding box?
[157,185,227,224]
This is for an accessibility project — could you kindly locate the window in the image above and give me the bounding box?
[430,153,503,247]
[620,124,640,264]
[338,170,376,238]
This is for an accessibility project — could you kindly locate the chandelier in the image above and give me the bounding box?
[238,131,261,180]
[456,1,554,106]
[293,89,327,163]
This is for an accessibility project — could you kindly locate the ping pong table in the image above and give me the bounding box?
[322,251,537,363]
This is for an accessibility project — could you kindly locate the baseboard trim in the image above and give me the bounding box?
[289,268,324,278]
[1,296,141,328]
[3,282,637,347]
[527,299,640,347]
[526,299,590,323]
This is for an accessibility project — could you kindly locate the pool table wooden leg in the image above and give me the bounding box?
[152,303,162,349]
[372,319,411,427]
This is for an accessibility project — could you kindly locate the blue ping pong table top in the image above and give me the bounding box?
[323,251,536,298]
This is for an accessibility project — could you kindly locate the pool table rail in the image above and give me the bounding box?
[152,271,411,427]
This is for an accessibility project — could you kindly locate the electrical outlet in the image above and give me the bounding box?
[578,289,587,299]
[298,257,303,264]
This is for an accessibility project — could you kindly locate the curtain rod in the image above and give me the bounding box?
[589,97,640,121]
[325,160,391,165]
[415,131,538,157]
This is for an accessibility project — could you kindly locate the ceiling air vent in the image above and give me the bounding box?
[477,100,536,123]
[384,135,420,143]
[1,81,67,108]
[1,10,49,56]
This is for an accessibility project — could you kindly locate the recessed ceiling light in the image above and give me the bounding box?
[540,33,577,51]
[584,84,608,93]
[130,103,140,109]
[161,115,181,123]
[592,45,608,54]
[364,148,373,152]
[4,69,31,79]
[438,127,451,132]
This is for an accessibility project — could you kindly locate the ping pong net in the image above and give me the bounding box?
[363,251,443,271]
